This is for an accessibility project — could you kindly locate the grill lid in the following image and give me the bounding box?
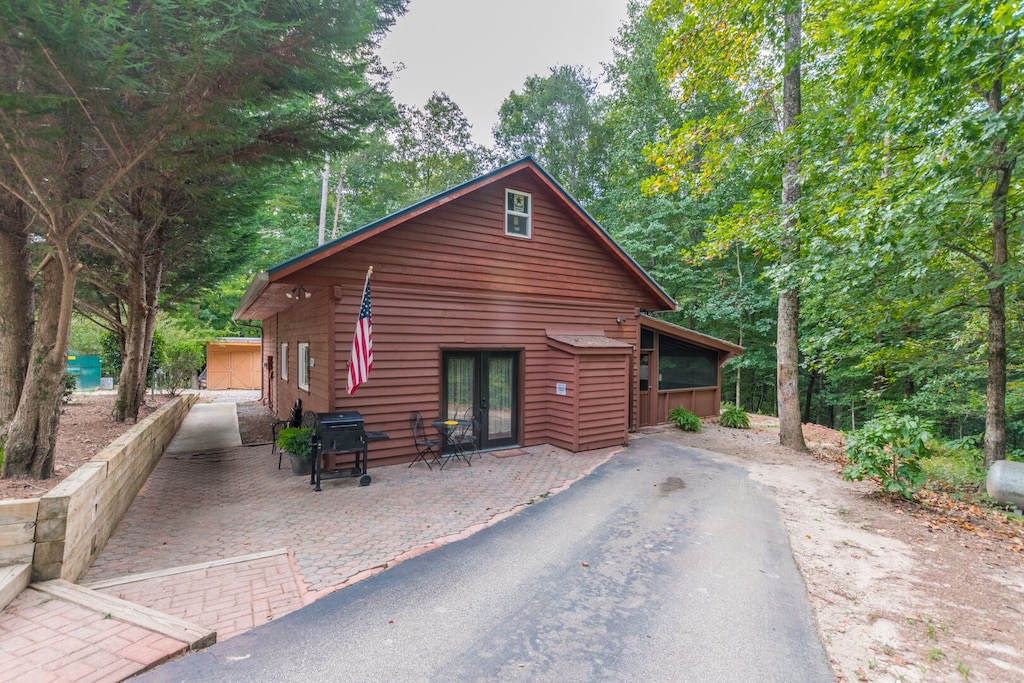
[315,411,364,429]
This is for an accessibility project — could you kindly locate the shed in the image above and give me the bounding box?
[205,337,261,390]
[66,354,102,391]
[234,157,741,466]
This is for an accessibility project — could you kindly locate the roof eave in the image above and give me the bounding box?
[639,314,745,356]
[232,271,270,321]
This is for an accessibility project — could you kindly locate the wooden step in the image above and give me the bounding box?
[32,579,216,650]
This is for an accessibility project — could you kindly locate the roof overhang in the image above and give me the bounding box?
[547,333,635,355]
[209,337,261,346]
[640,314,744,363]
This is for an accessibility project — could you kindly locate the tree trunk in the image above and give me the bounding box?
[139,245,164,396]
[983,77,1013,467]
[0,196,32,433]
[111,195,167,422]
[113,274,147,423]
[803,370,816,424]
[777,4,807,451]
[1,241,80,478]
[777,290,805,449]
[735,245,743,408]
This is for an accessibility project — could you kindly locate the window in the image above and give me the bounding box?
[505,189,531,238]
[657,336,718,390]
[640,328,655,350]
[280,342,288,381]
[298,342,310,391]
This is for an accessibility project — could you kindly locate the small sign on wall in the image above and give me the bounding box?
[555,382,567,396]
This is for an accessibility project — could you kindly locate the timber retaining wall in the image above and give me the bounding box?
[30,394,198,583]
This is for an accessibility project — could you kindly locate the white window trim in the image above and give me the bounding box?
[297,342,310,391]
[280,342,288,381]
[505,188,532,239]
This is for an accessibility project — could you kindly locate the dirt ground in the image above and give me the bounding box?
[645,416,1024,683]
[0,393,171,500]
[4,398,1023,681]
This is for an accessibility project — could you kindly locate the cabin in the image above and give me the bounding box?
[234,158,741,466]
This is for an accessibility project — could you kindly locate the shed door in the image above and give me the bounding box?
[443,351,518,450]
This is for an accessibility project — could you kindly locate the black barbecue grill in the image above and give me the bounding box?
[311,411,369,491]
[309,411,389,491]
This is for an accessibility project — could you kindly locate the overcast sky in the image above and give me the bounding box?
[377,0,631,147]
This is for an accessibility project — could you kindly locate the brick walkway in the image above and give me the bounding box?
[0,589,185,682]
[1,403,617,682]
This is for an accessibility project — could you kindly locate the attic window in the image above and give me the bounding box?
[505,189,531,238]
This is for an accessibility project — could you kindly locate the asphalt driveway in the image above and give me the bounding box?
[139,437,832,682]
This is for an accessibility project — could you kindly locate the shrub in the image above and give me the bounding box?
[919,436,986,493]
[276,427,314,461]
[842,412,934,500]
[158,342,203,395]
[63,371,76,405]
[719,404,750,429]
[668,407,701,432]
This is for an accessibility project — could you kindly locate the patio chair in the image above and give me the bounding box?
[452,407,482,459]
[408,411,441,470]
[272,399,303,469]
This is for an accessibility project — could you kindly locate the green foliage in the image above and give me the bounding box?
[719,404,750,429]
[68,315,107,356]
[276,427,314,461]
[100,333,123,378]
[393,93,493,198]
[668,407,702,432]
[919,449,987,493]
[493,65,608,205]
[62,372,76,405]
[149,321,205,394]
[842,413,935,500]
[101,332,162,384]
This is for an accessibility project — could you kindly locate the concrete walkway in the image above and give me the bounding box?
[0,399,615,682]
[164,403,241,454]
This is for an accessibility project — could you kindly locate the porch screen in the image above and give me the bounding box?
[658,336,718,389]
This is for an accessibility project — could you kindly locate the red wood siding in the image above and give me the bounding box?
[272,288,334,417]
[577,355,631,450]
[281,173,666,312]
[316,285,637,466]
[264,318,277,414]
[658,388,721,422]
[545,348,577,451]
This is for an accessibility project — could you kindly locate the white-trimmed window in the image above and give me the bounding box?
[298,342,310,391]
[280,342,288,381]
[505,189,531,238]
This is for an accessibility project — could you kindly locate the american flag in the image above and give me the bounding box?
[346,276,373,395]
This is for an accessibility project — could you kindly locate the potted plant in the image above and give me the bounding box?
[276,426,315,475]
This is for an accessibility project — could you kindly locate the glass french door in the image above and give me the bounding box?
[443,351,518,450]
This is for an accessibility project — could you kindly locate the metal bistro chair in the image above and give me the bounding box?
[272,399,303,469]
[452,407,482,459]
[408,412,441,470]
